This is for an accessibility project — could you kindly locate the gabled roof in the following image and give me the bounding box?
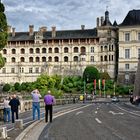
[120,9,140,26]
[8,28,98,41]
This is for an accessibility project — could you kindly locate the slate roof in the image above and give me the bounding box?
[120,9,140,26]
[8,28,98,41]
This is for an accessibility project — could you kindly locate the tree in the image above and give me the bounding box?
[83,66,100,83]
[3,83,11,92]
[0,1,8,68]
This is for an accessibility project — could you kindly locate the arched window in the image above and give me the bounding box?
[4,57,6,62]
[20,57,25,62]
[29,57,33,62]
[36,48,40,53]
[3,49,7,54]
[54,47,59,53]
[104,46,107,51]
[54,56,59,62]
[36,57,40,62]
[11,57,16,62]
[12,49,16,54]
[48,48,52,53]
[104,55,107,61]
[42,48,46,53]
[29,48,33,54]
[112,45,114,51]
[64,47,68,53]
[101,56,103,61]
[64,56,68,62]
[42,57,46,62]
[74,47,78,53]
[101,46,103,52]
[21,48,25,54]
[48,56,52,62]
[81,46,86,53]
[73,56,78,62]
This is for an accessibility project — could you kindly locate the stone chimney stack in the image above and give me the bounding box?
[96,17,100,27]
[81,25,85,30]
[52,26,56,38]
[7,25,12,33]
[12,27,15,37]
[101,16,104,26]
[29,25,34,36]
[39,26,47,32]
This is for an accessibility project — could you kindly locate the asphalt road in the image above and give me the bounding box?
[39,102,140,140]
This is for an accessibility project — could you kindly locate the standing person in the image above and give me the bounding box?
[31,89,41,120]
[9,94,20,123]
[3,97,11,122]
[44,90,55,123]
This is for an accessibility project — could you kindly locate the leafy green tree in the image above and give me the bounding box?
[3,83,11,92]
[14,82,21,91]
[0,1,8,68]
[100,72,111,80]
[83,66,100,83]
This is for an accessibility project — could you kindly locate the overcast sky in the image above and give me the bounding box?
[2,0,140,32]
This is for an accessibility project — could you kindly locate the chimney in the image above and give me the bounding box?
[81,25,85,30]
[29,25,34,36]
[7,25,12,33]
[39,26,47,32]
[101,16,104,26]
[52,26,56,38]
[96,17,100,27]
[12,27,15,37]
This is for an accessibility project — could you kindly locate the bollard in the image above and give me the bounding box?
[14,119,23,129]
[0,127,7,139]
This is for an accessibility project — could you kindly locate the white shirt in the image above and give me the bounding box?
[3,99,10,108]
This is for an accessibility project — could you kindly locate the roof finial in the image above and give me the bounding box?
[106,5,108,11]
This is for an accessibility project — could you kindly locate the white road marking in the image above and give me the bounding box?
[109,110,124,115]
[76,111,83,115]
[95,118,102,124]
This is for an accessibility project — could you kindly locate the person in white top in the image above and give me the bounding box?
[3,97,11,122]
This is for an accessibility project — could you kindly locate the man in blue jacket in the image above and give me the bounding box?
[9,94,20,123]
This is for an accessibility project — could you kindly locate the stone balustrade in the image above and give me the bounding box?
[0,98,77,121]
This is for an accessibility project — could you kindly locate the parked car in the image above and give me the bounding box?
[111,96,119,102]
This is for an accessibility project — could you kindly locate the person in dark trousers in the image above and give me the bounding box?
[44,90,55,123]
[9,94,20,123]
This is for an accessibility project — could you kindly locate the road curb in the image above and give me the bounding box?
[15,120,42,140]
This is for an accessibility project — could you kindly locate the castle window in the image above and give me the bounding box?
[64,47,68,53]
[35,67,39,73]
[21,48,25,54]
[42,48,46,53]
[20,67,24,73]
[11,57,16,62]
[4,57,6,62]
[42,57,46,62]
[29,57,33,62]
[54,56,59,62]
[20,57,25,62]
[81,46,86,53]
[36,57,40,62]
[90,56,94,62]
[104,55,107,61]
[104,46,107,51]
[36,48,40,53]
[125,64,129,70]
[138,33,140,41]
[2,68,6,73]
[74,47,78,53]
[48,48,52,53]
[73,56,78,62]
[3,49,7,54]
[48,56,52,62]
[138,48,140,59]
[54,47,59,53]
[12,49,16,54]
[11,68,15,73]
[101,46,103,52]
[91,47,94,53]
[101,56,103,61]
[29,48,33,54]
[125,33,130,41]
[125,49,130,59]
[29,68,33,73]
[64,56,68,62]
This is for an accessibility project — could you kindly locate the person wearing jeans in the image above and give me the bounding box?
[3,97,11,122]
[31,89,41,120]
